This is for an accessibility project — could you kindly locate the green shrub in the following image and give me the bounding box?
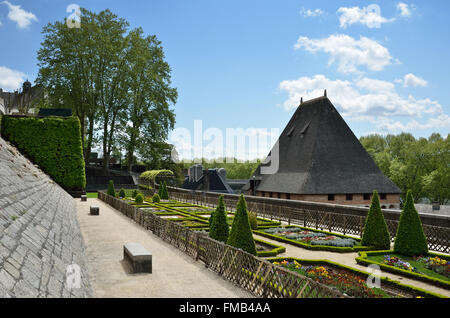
[209,195,229,243]
[118,188,126,198]
[107,180,116,197]
[1,115,85,190]
[161,181,169,200]
[152,193,160,203]
[227,194,257,255]
[361,191,391,249]
[132,189,138,198]
[394,190,429,256]
[157,183,163,197]
[248,212,258,230]
[135,193,144,204]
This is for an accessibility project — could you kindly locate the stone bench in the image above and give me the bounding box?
[123,243,152,274]
[90,206,99,215]
[81,195,87,202]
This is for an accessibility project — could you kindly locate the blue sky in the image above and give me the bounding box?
[1,1,449,160]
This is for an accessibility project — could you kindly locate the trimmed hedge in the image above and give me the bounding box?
[361,191,391,249]
[1,115,85,191]
[152,193,160,203]
[394,190,429,256]
[356,250,450,290]
[227,194,257,255]
[269,257,445,298]
[135,193,144,204]
[209,195,229,243]
[107,180,116,197]
[254,238,286,257]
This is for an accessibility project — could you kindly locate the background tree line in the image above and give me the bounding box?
[36,8,177,173]
[360,133,450,205]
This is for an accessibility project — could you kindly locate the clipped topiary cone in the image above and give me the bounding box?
[361,191,391,250]
[209,195,229,243]
[393,190,429,256]
[227,194,257,255]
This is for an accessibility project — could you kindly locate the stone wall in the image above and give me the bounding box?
[0,137,92,298]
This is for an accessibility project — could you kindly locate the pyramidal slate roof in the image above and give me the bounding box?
[243,96,401,195]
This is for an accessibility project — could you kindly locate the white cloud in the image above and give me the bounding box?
[2,1,38,28]
[0,66,26,90]
[300,8,324,18]
[294,34,393,74]
[377,114,450,132]
[395,73,427,87]
[397,3,414,17]
[337,5,395,29]
[278,74,445,133]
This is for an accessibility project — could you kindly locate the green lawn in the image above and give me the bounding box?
[86,192,98,198]
[367,253,450,282]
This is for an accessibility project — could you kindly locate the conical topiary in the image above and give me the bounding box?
[209,195,229,243]
[107,180,116,197]
[157,182,163,197]
[227,194,257,255]
[161,181,169,200]
[119,188,126,198]
[393,190,429,256]
[361,191,391,249]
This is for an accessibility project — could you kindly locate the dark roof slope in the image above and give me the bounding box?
[182,169,234,194]
[243,96,401,195]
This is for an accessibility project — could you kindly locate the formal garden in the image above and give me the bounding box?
[99,179,449,298]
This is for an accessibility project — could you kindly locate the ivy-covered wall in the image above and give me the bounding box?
[1,115,86,191]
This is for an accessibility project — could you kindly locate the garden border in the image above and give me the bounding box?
[268,257,445,298]
[254,225,379,253]
[356,250,450,290]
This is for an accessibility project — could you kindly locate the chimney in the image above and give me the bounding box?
[300,97,303,105]
[324,89,327,97]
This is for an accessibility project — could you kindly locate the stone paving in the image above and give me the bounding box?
[0,137,92,298]
[76,198,253,298]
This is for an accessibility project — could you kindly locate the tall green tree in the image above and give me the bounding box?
[121,28,177,172]
[37,8,102,165]
[37,8,177,173]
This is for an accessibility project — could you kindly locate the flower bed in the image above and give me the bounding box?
[254,226,372,253]
[269,258,444,298]
[356,251,450,289]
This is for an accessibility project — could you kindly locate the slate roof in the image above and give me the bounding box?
[182,169,234,194]
[243,96,401,195]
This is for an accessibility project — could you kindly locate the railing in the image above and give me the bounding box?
[98,191,346,298]
[167,187,450,254]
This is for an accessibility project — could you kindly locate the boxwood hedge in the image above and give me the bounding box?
[1,115,86,191]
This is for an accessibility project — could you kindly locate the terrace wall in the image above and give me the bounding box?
[0,137,92,298]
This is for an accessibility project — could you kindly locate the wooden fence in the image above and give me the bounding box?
[168,189,450,254]
[98,191,346,298]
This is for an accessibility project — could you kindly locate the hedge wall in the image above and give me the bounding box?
[1,115,86,191]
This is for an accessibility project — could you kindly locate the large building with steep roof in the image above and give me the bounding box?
[242,93,401,208]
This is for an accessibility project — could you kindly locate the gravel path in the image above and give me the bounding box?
[76,198,253,298]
